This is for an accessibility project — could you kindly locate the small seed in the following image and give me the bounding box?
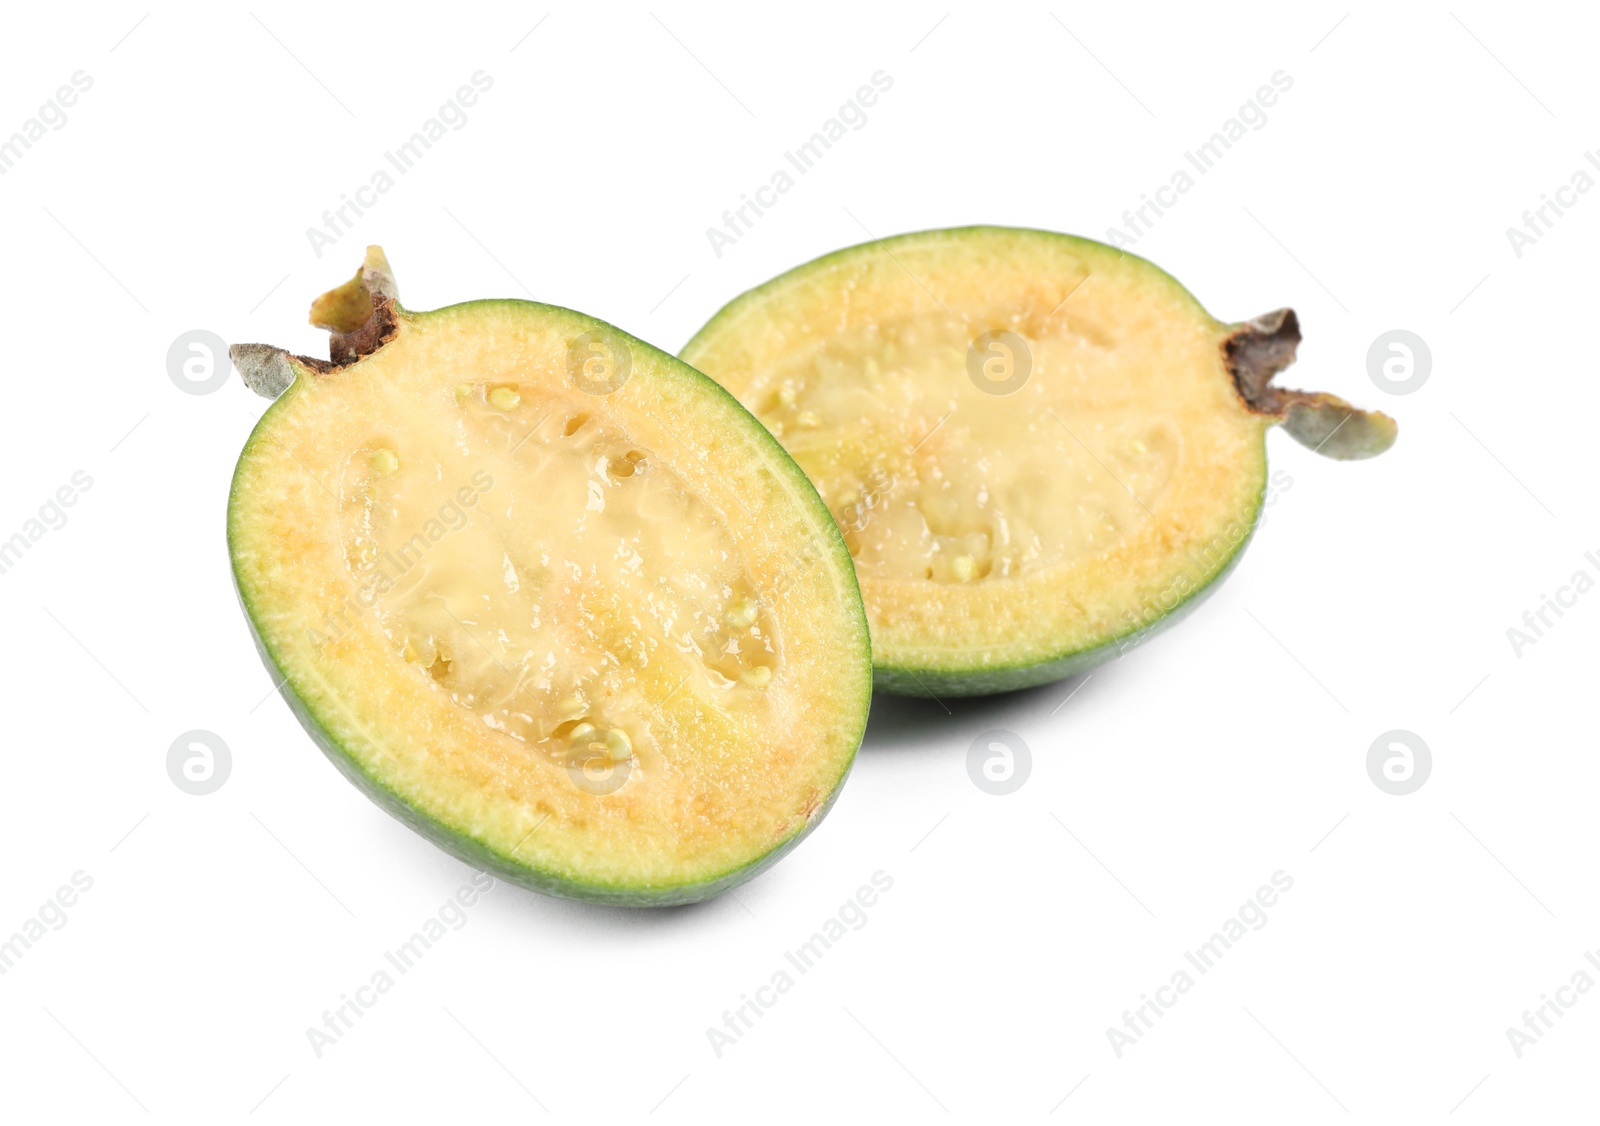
[741,665,772,689]
[567,721,598,745]
[453,383,474,404]
[609,450,645,479]
[488,386,521,411]
[724,598,759,629]
[604,728,632,761]
[370,448,399,475]
[950,555,976,582]
[797,411,820,428]
[777,381,798,408]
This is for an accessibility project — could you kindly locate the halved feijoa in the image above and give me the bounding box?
[681,227,1395,697]
[228,248,870,905]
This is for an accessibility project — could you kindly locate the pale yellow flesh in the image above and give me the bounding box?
[230,303,868,889]
[682,231,1270,675]
[345,388,778,759]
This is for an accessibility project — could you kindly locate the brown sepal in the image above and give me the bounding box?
[1224,308,1398,460]
[231,246,402,399]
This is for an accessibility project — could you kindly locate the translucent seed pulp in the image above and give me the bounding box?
[742,314,1180,586]
[335,376,786,796]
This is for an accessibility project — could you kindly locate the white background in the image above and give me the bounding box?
[1,2,1594,1121]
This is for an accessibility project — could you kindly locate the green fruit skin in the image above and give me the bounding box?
[872,502,1259,698]
[229,302,869,907]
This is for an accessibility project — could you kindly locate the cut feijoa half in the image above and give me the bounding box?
[681,227,1395,697]
[228,248,870,905]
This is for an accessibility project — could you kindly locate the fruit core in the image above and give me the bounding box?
[743,309,1236,585]
[338,380,781,786]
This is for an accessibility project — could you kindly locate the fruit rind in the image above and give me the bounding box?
[871,503,1258,697]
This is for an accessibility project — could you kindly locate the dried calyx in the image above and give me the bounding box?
[1225,308,1397,460]
[232,245,401,399]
